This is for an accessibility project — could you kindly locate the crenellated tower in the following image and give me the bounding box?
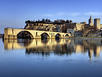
[89,16,93,26]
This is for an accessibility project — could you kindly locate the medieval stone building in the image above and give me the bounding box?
[24,17,102,37]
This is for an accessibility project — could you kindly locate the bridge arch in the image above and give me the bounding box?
[65,34,69,37]
[17,31,34,39]
[55,33,61,39]
[41,33,50,40]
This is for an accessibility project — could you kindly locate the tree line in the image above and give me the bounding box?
[25,19,72,24]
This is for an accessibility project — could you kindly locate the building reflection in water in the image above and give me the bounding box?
[3,38,102,59]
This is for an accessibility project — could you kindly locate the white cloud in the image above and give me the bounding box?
[42,12,102,23]
[44,12,102,17]
[84,12,102,16]
[43,14,54,17]
[70,12,81,16]
[43,12,81,17]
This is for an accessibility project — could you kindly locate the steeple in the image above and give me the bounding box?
[90,16,92,20]
[89,16,93,26]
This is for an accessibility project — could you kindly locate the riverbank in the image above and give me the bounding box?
[73,37,102,40]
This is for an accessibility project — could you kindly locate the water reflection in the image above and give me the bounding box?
[3,38,102,59]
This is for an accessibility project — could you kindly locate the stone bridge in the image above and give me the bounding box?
[4,28,72,39]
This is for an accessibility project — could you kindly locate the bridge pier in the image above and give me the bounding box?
[4,28,17,39]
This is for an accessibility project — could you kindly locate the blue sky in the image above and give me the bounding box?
[0,0,102,33]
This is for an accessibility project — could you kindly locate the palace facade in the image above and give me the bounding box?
[24,16,102,37]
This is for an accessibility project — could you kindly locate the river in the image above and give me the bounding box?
[0,38,102,77]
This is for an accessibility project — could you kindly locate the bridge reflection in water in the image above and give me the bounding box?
[3,38,102,59]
